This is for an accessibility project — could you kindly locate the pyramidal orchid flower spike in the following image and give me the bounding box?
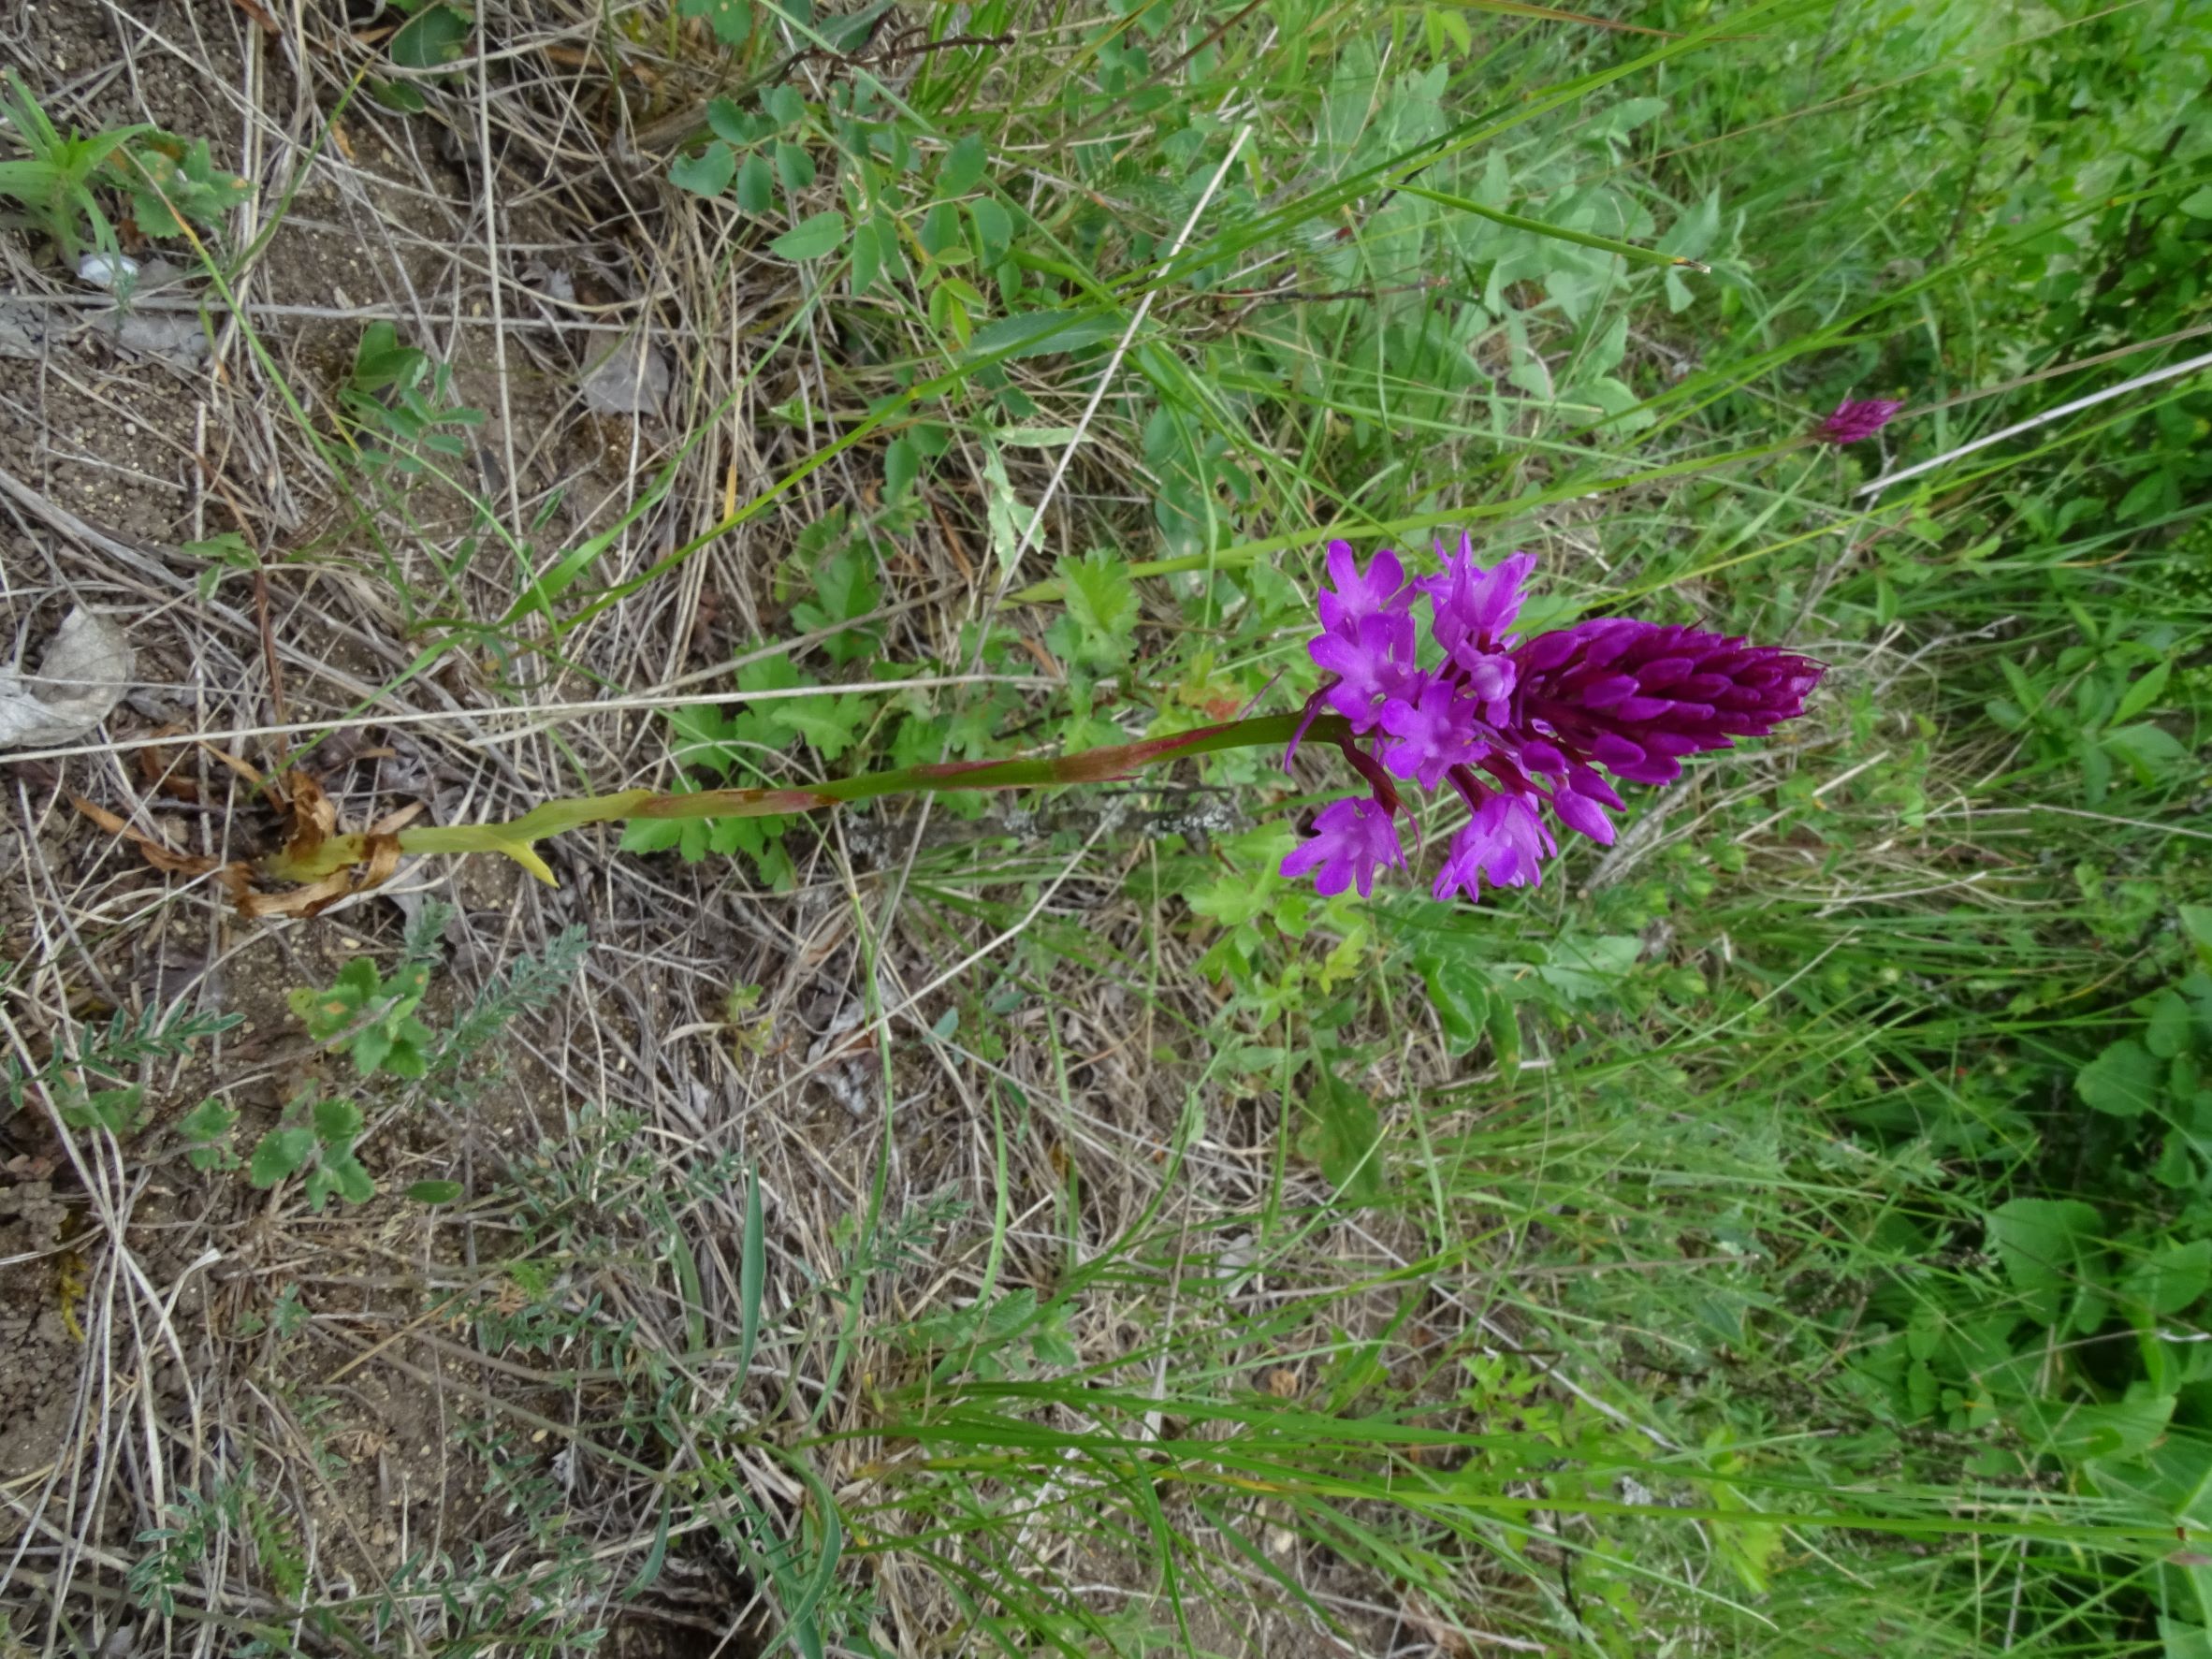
[1281,535,1824,906]
[1816,398,1902,444]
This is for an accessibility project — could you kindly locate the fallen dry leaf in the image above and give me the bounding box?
[368,801,427,836]
[137,731,204,802]
[0,607,133,750]
[197,743,267,789]
[276,771,338,856]
[581,333,670,416]
[67,793,219,877]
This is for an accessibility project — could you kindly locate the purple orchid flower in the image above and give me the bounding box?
[1379,675,1486,792]
[1280,538,1823,906]
[1309,611,1417,732]
[1317,539,1411,634]
[1433,787,1554,903]
[1279,796,1405,898]
[1816,398,1902,444]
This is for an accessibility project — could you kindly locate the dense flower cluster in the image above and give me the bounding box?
[1282,537,1825,904]
[1816,398,1902,444]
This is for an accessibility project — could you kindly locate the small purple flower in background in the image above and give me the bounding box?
[1282,534,1824,906]
[1816,398,1902,444]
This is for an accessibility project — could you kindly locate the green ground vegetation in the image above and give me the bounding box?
[7,0,2212,1653]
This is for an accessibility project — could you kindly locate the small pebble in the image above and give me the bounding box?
[78,252,140,290]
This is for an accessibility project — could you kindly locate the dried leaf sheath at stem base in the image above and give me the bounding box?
[254,712,1347,890]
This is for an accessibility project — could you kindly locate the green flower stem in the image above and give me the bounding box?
[1397,183,1714,272]
[265,710,1344,887]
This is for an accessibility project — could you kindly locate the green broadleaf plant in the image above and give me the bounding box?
[247,1097,375,1213]
[0,70,248,263]
[288,956,437,1081]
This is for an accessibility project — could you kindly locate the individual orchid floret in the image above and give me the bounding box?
[1432,788,1553,903]
[1378,675,1485,791]
[1421,544,1533,718]
[1308,610,1416,732]
[1816,398,1901,444]
[1316,539,1411,636]
[1420,542,1533,648]
[1279,795,1405,898]
[1547,763,1623,846]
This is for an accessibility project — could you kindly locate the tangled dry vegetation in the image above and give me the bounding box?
[0,4,1532,1653]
